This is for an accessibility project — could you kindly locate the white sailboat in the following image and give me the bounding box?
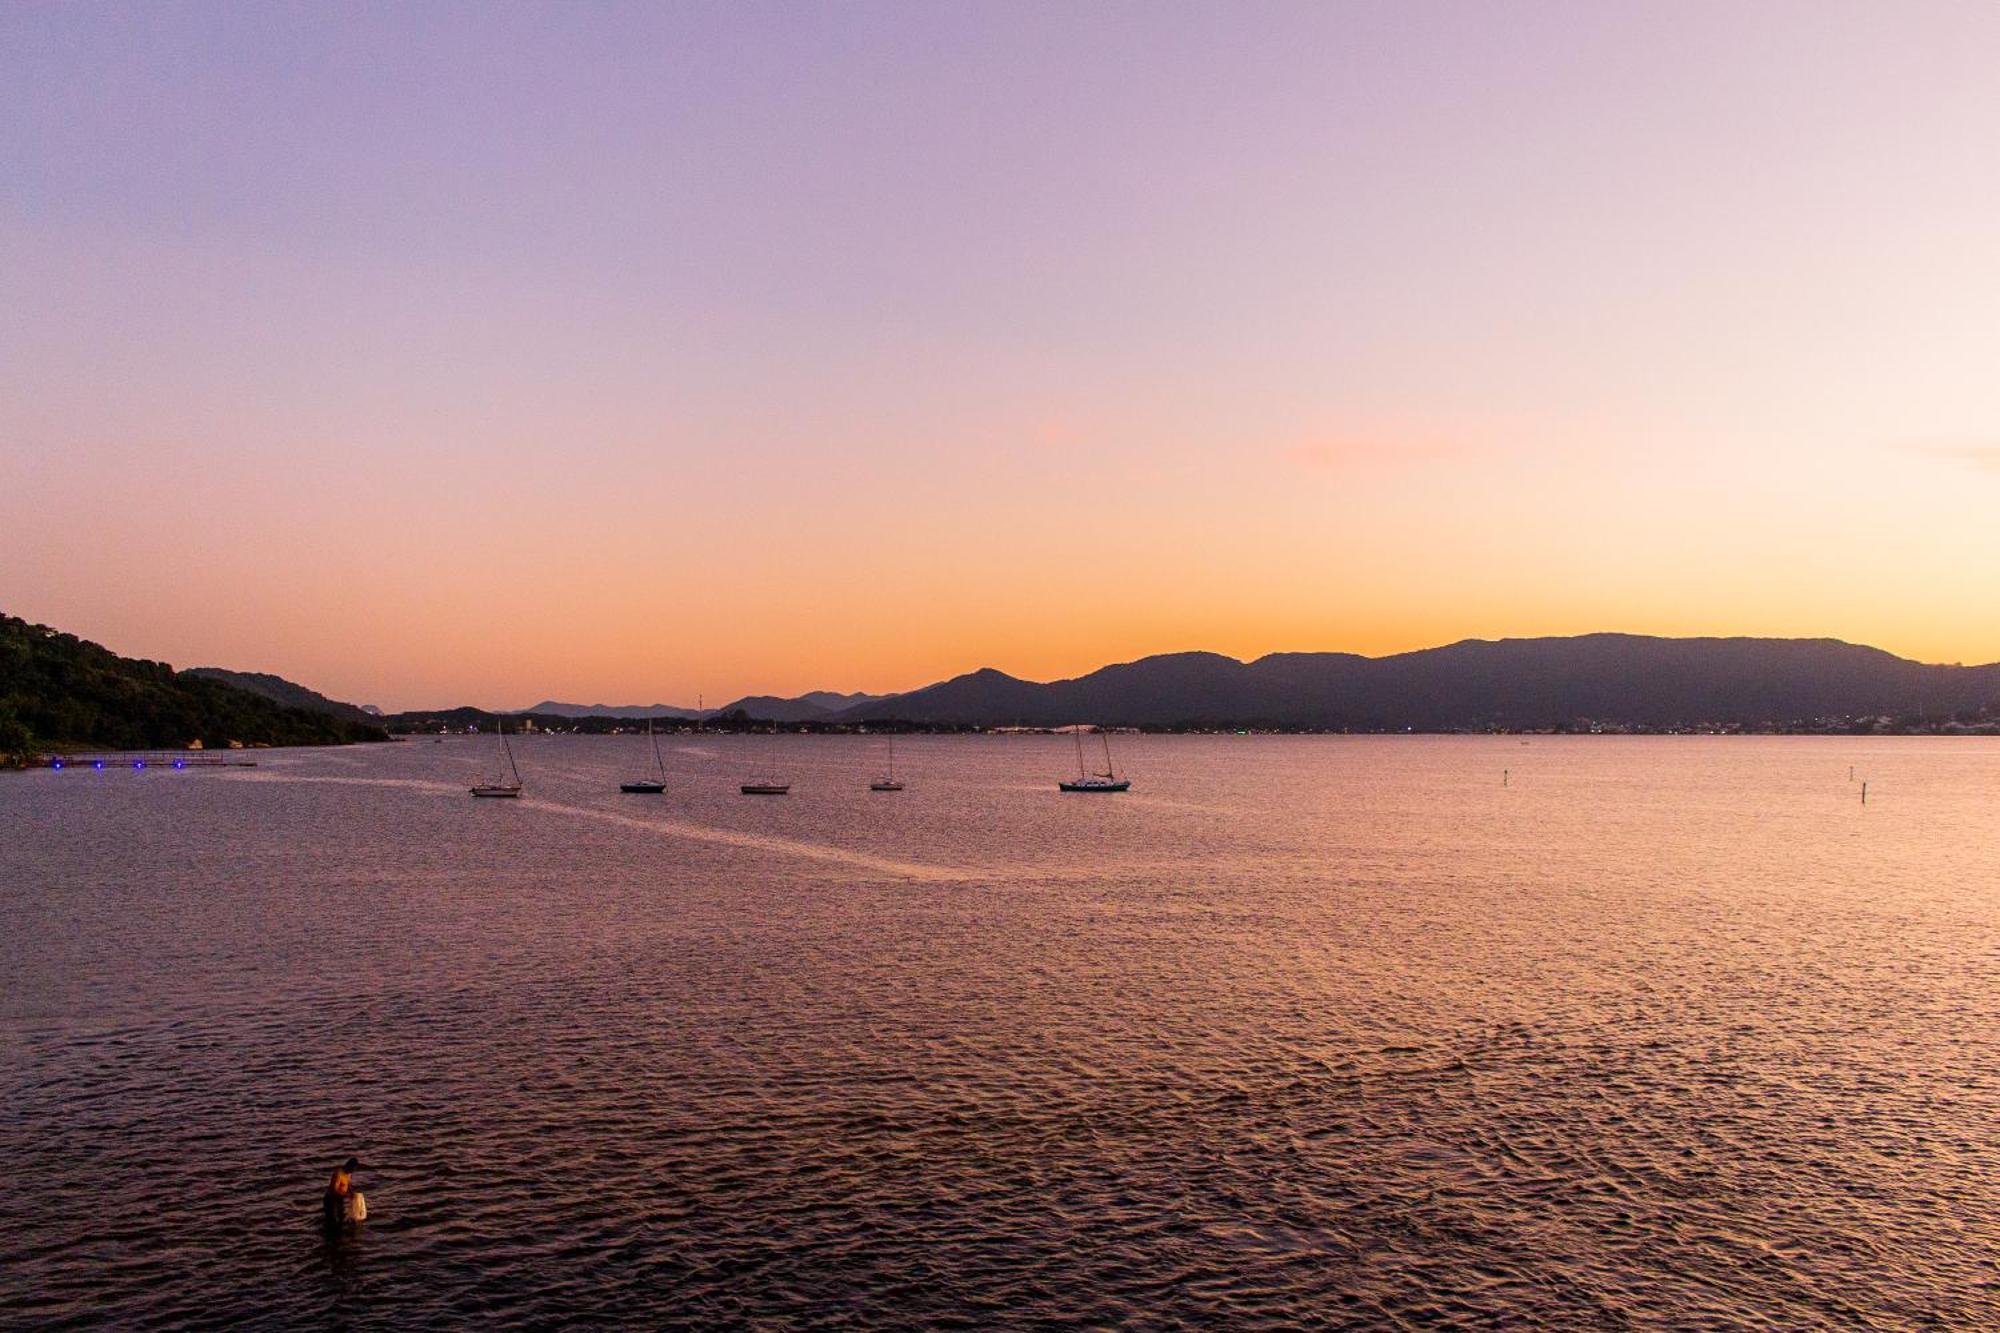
[470,719,523,797]
[870,731,904,791]
[741,719,790,795]
[620,718,667,794]
[1058,725,1129,792]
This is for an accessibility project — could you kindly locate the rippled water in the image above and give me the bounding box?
[5,735,1999,1327]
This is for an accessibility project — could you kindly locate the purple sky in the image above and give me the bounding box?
[6,3,2000,707]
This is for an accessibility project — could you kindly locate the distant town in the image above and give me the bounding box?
[397,707,2000,740]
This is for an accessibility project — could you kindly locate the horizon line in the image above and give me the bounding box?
[485,630,1991,715]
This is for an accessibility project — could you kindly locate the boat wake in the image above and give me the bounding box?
[518,798,972,884]
[222,774,466,795]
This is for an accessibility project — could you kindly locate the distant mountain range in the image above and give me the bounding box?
[364,635,2000,733]
[15,610,2000,756]
[525,691,891,723]
[524,701,706,720]
[828,635,2000,730]
[428,636,2000,731]
[708,690,890,722]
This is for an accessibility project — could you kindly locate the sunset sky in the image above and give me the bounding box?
[6,2,2000,709]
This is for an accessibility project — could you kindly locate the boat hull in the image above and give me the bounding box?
[1058,780,1130,792]
[870,780,905,792]
[470,785,522,798]
[619,781,666,794]
[740,784,790,796]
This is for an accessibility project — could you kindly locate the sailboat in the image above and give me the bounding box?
[470,719,523,797]
[1058,724,1129,792]
[741,720,790,795]
[870,731,905,792]
[620,718,668,794]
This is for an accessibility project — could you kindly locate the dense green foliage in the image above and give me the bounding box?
[0,613,385,757]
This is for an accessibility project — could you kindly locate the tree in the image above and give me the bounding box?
[0,702,32,764]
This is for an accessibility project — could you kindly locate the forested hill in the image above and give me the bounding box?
[0,613,387,757]
[184,666,381,726]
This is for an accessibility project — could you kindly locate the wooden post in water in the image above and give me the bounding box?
[1503,768,1509,787]
[1861,781,1868,805]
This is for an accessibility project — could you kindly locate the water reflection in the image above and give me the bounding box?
[4,736,1999,1326]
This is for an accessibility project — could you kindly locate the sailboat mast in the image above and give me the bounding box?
[1100,728,1114,777]
[499,719,520,784]
[1074,726,1086,779]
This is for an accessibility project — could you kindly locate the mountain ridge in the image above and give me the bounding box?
[523,701,706,720]
[709,690,893,723]
[831,634,2000,729]
[523,691,893,723]
[18,615,2000,743]
[185,667,382,727]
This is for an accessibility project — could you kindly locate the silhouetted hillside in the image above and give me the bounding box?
[0,614,387,756]
[382,706,582,734]
[713,694,831,722]
[713,690,895,722]
[525,701,705,720]
[839,667,1050,726]
[794,690,889,711]
[527,691,891,722]
[185,667,380,727]
[835,635,2000,730]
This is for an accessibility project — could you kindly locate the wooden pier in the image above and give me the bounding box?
[43,751,259,770]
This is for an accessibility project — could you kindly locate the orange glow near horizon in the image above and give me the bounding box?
[7,5,2000,709]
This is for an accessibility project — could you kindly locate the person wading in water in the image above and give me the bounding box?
[321,1157,367,1233]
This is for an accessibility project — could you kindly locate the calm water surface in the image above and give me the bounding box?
[4,735,1999,1327]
